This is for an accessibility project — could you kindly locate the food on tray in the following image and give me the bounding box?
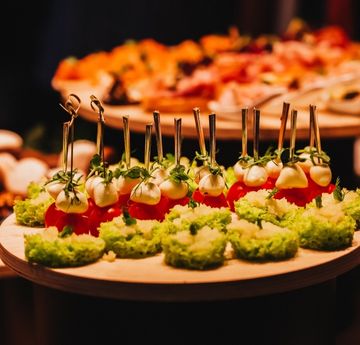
[313,179,360,228]
[161,204,231,235]
[326,84,360,114]
[24,226,105,267]
[99,212,162,258]
[14,182,53,227]
[227,107,276,211]
[162,225,227,270]
[228,218,299,261]
[13,93,359,270]
[52,21,360,113]
[234,189,298,227]
[192,110,228,208]
[288,196,355,250]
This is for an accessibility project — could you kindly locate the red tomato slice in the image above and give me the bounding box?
[87,199,122,236]
[118,193,131,208]
[44,203,90,235]
[167,196,190,211]
[192,188,228,208]
[128,196,169,221]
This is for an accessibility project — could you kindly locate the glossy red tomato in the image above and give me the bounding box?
[274,188,309,207]
[167,196,190,212]
[118,193,131,208]
[128,195,169,221]
[45,203,90,235]
[86,199,122,236]
[192,188,228,208]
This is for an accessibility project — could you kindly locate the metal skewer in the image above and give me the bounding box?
[241,108,248,157]
[209,113,216,167]
[122,116,131,169]
[153,111,163,163]
[144,124,152,171]
[311,105,322,164]
[309,104,316,149]
[193,107,206,156]
[253,108,260,161]
[278,102,290,153]
[62,122,70,172]
[290,109,298,162]
[60,94,81,181]
[174,118,182,166]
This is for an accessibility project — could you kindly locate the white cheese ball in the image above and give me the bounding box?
[265,160,283,179]
[275,164,308,189]
[233,161,248,182]
[55,190,88,213]
[160,179,188,200]
[198,173,225,197]
[93,179,119,207]
[244,165,268,187]
[130,181,161,205]
[309,165,332,187]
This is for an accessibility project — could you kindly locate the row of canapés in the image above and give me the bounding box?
[52,20,360,113]
[16,102,360,269]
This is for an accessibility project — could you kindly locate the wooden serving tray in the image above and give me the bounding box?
[56,81,360,141]
[0,214,359,301]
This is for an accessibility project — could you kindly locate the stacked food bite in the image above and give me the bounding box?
[17,94,360,269]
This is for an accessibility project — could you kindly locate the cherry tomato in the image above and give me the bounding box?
[118,193,131,208]
[167,196,190,212]
[45,203,90,235]
[274,188,308,207]
[192,188,228,208]
[87,199,122,236]
[128,196,169,221]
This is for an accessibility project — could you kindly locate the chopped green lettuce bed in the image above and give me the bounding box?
[162,226,227,270]
[25,227,105,267]
[14,184,53,227]
[161,204,231,234]
[319,190,360,229]
[288,203,355,250]
[234,190,299,226]
[99,217,162,258]
[228,218,299,261]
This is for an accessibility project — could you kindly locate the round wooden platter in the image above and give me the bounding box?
[0,258,15,278]
[57,80,360,141]
[1,214,360,301]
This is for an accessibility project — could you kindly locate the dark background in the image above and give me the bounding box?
[2,0,360,186]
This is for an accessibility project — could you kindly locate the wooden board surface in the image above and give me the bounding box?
[0,259,16,278]
[57,82,360,141]
[1,214,360,301]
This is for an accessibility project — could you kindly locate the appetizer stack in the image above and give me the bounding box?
[16,94,360,270]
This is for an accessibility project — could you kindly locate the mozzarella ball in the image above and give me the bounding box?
[160,179,188,199]
[275,164,308,189]
[310,165,332,187]
[130,181,161,205]
[198,173,225,197]
[55,190,89,213]
[244,165,268,187]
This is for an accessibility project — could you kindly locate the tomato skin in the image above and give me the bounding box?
[118,193,130,208]
[274,188,308,207]
[87,199,122,236]
[167,197,190,211]
[192,188,228,208]
[44,203,90,235]
[128,196,169,221]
